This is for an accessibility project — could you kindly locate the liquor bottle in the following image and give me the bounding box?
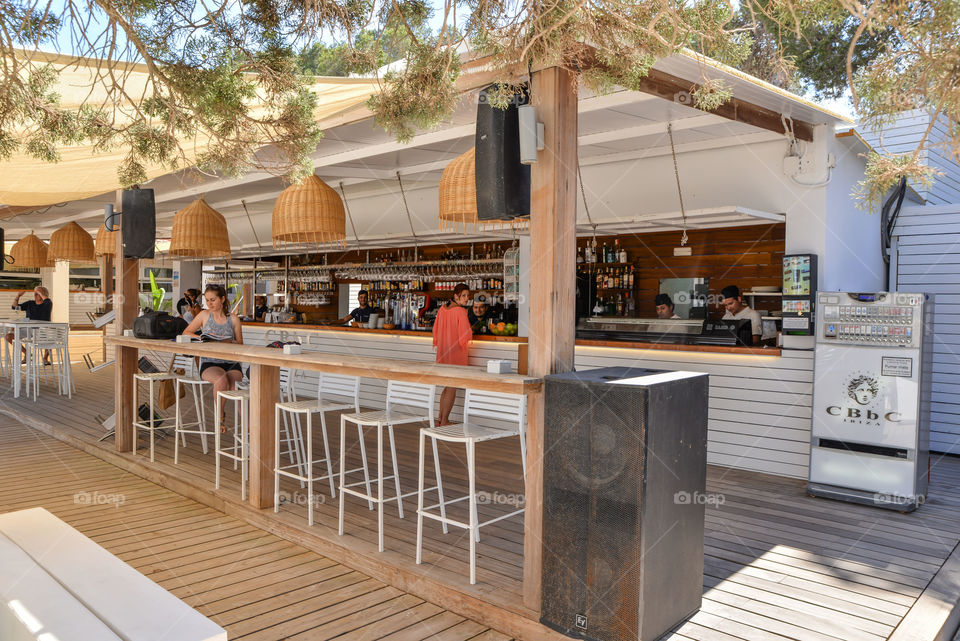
[619,243,627,264]
[577,246,584,264]
[614,239,621,263]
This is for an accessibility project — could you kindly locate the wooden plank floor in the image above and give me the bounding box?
[3,358,960,640]
[0,416,512,641]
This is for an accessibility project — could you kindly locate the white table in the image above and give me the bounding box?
[3,320,70,398]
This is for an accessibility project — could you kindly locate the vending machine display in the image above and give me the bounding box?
[808,291,933,511]
[781,254,817,335]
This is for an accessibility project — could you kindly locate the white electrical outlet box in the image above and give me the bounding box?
[674,247,692,256]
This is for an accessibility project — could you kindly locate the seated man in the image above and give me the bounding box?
[720,285,762,346]
[654,293,681,319]
[7,287,53,364]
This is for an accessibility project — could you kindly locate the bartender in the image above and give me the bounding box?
[468,296,494,334]
[254,295,271,321]
[333,290,376,326]
[654,293,681,319]
[721,285,762,345]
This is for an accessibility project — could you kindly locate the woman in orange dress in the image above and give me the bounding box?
[432,283,472,425]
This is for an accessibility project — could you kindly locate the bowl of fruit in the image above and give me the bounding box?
[488,321,518,336]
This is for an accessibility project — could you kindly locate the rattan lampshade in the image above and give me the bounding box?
[94,223,118,257]
[10,233,51,269]
[438,147,528,231]
[168,198,231,258]
[272,175,346,247]
[49,221,95,262]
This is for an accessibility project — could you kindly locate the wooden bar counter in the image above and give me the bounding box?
[106,335,542,510]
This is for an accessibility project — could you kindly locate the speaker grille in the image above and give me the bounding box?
[121,189,156,259]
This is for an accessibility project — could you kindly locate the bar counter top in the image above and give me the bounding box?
[107,335,541,394]
[243,322,780,355]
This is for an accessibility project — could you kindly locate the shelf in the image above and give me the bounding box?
[744,291,783,296]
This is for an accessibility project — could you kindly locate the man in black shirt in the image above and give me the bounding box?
[468,297,494,334]
[6,286,53,363]
[332,290,378,325]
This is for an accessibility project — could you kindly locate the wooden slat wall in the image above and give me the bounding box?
[582,223,785,316]
[895,203,960,454]
[244,326,812,479]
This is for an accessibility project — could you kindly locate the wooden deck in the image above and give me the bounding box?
[0,415,511,640]
[3,360,960,640]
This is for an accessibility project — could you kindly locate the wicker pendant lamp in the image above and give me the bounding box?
[438,147,528,231]
[49,221,95,262]
[94,223,118,257]
[272,175,346,247]
[10,233,51,268]
[168,198,231,258]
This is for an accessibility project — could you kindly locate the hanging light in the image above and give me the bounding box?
[49,221,95,262]
[438,147,528,232]
[272,175,346,247]
[94,223,118,257]
[168,198,231,259]
[9,233,51,269]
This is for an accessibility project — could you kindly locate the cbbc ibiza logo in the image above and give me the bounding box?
[74,491,126,507]
[674,490,725,507]
[825,372,900,425]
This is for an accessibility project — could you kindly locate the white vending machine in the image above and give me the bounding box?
[809,292,933,511]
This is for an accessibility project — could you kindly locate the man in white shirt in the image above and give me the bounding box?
[721,285,762,346]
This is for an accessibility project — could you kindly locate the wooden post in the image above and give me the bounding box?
[101,254,114,362]
[114,190,139,453]
[523,66,578,611]
[248,363,280,508]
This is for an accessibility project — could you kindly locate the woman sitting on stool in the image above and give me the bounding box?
[182,284,244,431]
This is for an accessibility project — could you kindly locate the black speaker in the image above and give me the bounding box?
[475,86,530,220]
[541,367,709,641]
[121,189,156,259]
[0,227,5,271]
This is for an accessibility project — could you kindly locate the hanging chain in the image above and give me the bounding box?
[396,172,419,253]
[667,123,689,247]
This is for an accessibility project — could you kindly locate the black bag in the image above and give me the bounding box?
[133,311,182,339]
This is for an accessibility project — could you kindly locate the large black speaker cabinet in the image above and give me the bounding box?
[121,189,156,259]
[0,227,5,271]
[475,86,530,220]
[541,367,709,641]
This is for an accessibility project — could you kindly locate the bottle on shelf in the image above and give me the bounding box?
[619,242,627,264]
[577,246,584,264]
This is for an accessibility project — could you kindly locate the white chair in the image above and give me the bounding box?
[339,380,445,552]
[24,325,72,400]
[275,373,362,526]
[416,390,527,585]
[215,389,250,499]
[173,355,214,464]
[132,354,177,462]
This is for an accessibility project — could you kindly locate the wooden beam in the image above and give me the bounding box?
[524,66,578,613]
[248,363,280,509]
[113,190,138,454]
[635,69,815,141]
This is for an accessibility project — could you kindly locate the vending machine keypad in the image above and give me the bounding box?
[819,302,920,346]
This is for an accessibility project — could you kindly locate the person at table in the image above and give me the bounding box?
[721,285,762,346]
[331,289,377,326]
[176,288,200,318]
[254,295,271,321]
[468,295,494,334]
[182,284,244,431]
[6,287,53,364]
[433,283,472,426]
[654,293,681,319]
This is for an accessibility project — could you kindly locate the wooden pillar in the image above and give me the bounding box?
[523,66,578,611]
[101,254,114,362]
[248,363,280,508]
[114,190,139,453]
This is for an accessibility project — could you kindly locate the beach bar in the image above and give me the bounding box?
[2,50,960,641]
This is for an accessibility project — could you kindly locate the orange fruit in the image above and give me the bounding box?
[497,322,506,331]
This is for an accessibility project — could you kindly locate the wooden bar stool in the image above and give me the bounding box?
[416,390,527,584]
[339,380,445,552]
[215,389,250,500]
[274,373,362,526]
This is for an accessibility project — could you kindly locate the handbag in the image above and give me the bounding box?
[133,311,182,339]
[156,377,185,410]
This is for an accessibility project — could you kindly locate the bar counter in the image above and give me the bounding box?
[243,322,781,355]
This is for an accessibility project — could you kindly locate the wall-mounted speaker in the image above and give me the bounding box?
[475,86,530,221]
[121,189,156,259]
[0,227,5,271]
[541,367,709,641]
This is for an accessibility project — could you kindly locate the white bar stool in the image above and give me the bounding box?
[132,355,177,462]
[339,380,445,552]
[416,390,527,584]
[24,326,71,400]
[215,389,250,500]
[274,373,362,526]
[173,356,213,463]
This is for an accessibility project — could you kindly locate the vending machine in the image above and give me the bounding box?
[808,292,933,511]
[781,254,817,335]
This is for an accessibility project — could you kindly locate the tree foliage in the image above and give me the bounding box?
[0,0,958,200]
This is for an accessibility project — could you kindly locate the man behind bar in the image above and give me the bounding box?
[721,285,762,346]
